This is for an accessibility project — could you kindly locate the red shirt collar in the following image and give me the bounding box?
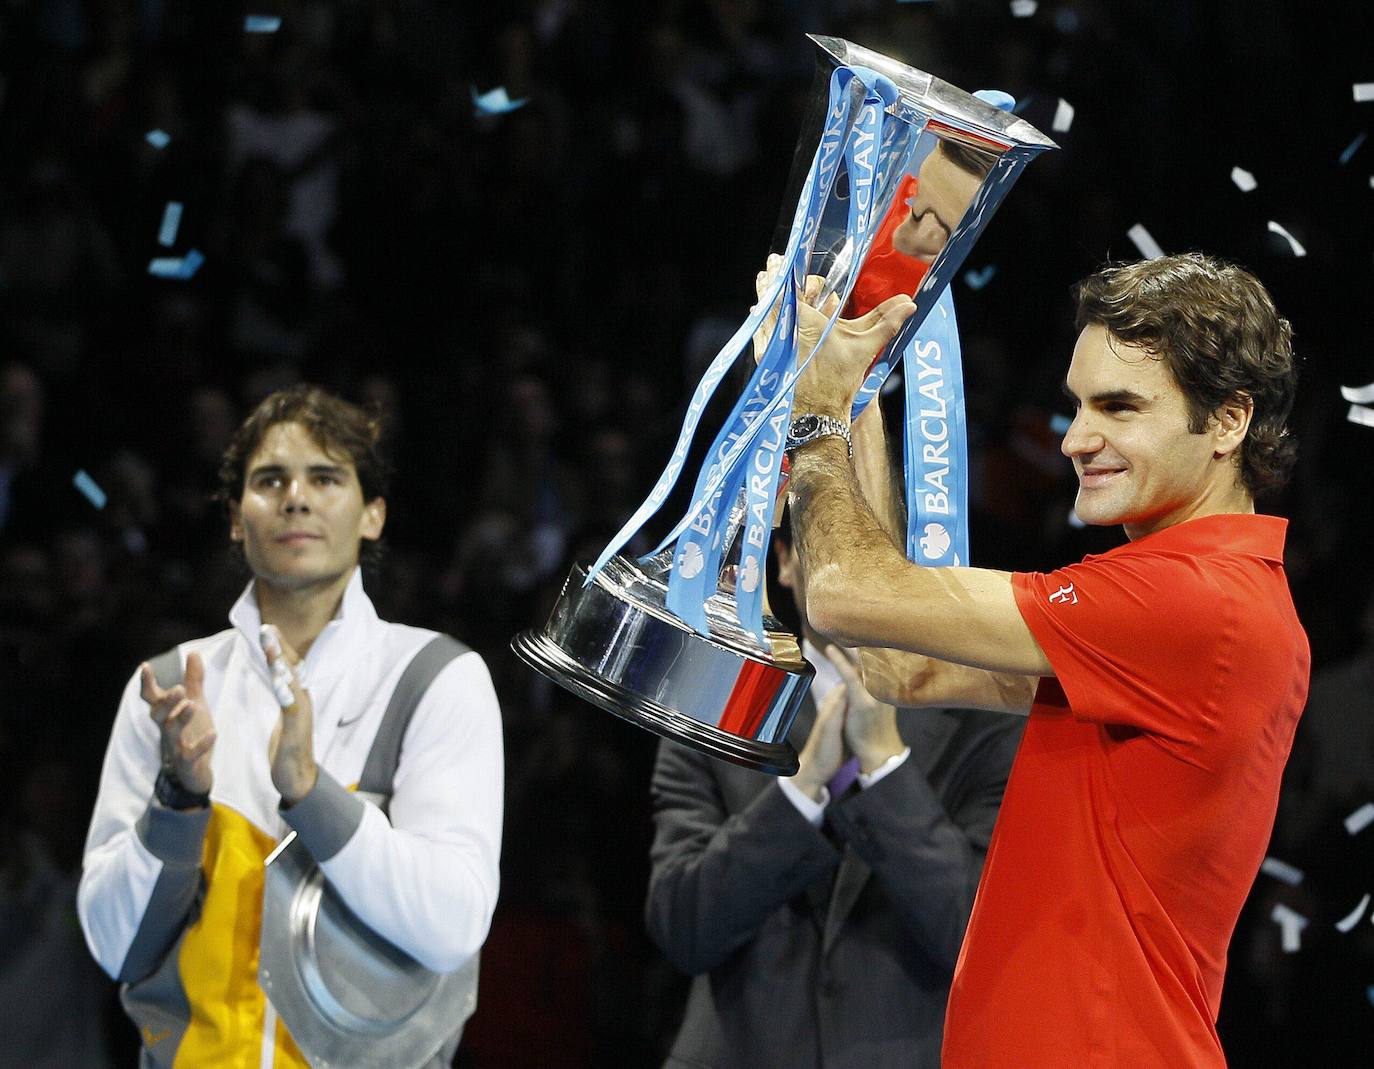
[1107,512,1288,563]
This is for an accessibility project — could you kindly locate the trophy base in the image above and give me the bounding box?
[511,556,811,776]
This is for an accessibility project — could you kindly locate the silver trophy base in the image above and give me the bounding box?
[512,555,812,775]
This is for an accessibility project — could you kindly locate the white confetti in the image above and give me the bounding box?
[1266,220,1306,257]
[1335,893,1371,933]
[1340,383,1374,404]
[145,129,171,150]
[1348,404,1374,428]
[1067,508,1086,529]
[1052,98,1075,132]
[157,201,183,248]
[244,15,281,33]
[1354,83,1374,103]
[1231,166,1257,192]
[1270,903,1308,953]
[1344,801,1374,835]
[1010,0,1037,15]
[1127,223,1165,260]
[1260,856,1304,886]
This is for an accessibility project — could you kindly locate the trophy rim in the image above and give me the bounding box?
[512,627,801,775]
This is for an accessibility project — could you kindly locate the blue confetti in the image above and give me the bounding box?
[1368,986,1374,1008]
[244,15,281,33]
[1012,95,1033,115]
[1339,131,1366,165]
[974,89,1017,113]
[148,248,205,280]
[964,265,998,290]
[157,202,183,248]
[73,470,107,510]
[145,129,171,150]
[1050,413,1072,435]
[471,85,528,117]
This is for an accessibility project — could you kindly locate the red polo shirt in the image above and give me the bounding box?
[943,513,1309,1069]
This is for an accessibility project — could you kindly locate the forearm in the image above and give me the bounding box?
[78,682,208,980]
[646,751,838,974]
[859,647,1035,715]
[850,402,905,550]
[828,763,986,971]
[789,436,1052,676]
[310,790,499,973]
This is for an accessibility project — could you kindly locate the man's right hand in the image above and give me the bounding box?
[789,683,848,802]
[140,653,217,796]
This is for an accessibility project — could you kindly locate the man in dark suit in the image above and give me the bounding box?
[645,521,1023,1069]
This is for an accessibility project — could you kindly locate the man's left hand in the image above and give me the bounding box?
[825,645,905,774]
[262,626,318,806]
[752,258,914,420]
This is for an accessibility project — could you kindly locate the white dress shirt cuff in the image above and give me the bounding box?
[857,747,911,788]
[779,776,829,826]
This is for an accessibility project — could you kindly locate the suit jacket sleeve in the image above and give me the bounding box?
[825,710,1022,972]
[645,739,841,975]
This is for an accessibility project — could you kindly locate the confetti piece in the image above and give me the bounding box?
[244,15,281,33]
[1011,95,1033,115]
[1266,220,1306,257]
[964,265,997,290]
[1127,223,1165,260]
[1067,508,1086,530]
[1010,0,1037,15]
[1354,83,1374,103]
[471,85,528,117]
[1052,98,1075,133]
[1270,903,1308,953]
[147,248,205,280]
[1231,166,1257,192]
[73,470,107,510]
[157,201,183,248]
[1349,404,1374,428]
[1339,132,1366,165]
[1050,413,1072,435]
[1340,383,1374,404]
[145,129,171,150]
[1335,893,1371,933]
[1260,856,1305,886]
[1368,987,1374,1008]
[973,89,1017,112]
[1345,801,1374,834]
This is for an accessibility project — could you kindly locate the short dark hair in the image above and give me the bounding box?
[217,384,391,568]
[1073,252,1298,497]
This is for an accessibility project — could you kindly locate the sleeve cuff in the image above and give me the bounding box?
[857,747,911,789]
[778,776,829,826]
[280,767,366,863]
[136,801,211,865]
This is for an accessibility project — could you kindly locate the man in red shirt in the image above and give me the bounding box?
[775,252,1307,1067]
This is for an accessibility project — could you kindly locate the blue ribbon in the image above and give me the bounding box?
[902,284,968,567]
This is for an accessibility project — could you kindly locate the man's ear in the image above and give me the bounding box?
[361,497,387,541]
[1213,393,1254,460]
[229,500,243,542]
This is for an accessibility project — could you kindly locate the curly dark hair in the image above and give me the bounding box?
[217,384,391,569]
[1073,252,1298,497]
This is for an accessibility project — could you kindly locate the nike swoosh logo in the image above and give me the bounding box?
[336,711,366,728]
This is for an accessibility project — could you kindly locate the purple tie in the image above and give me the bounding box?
[827,757,861,799]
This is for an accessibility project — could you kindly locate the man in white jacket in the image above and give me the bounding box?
[78,385,503,1068]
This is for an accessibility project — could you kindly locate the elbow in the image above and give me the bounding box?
[644,886,715,977]
[804,570,867,648]
[415,923,487,975]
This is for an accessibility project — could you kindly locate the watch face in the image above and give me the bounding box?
[789,414,820,439]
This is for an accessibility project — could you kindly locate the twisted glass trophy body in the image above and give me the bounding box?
[513,37,1056,774]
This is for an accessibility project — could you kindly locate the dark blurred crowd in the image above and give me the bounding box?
[0,1,1370,1066]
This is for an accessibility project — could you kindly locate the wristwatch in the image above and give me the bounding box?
[155,766,210,811]
[785,413,852,457]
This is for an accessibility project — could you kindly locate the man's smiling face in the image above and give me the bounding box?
[1061,325,1234,539]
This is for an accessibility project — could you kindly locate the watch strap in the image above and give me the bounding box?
[155,766,210,811]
